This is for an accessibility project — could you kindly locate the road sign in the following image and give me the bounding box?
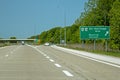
[80,26,110,40]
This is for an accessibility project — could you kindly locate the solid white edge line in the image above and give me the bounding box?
[71,53,120,68]
[62,70,73,77]
[52,46,120,68]
[55,63,61,67]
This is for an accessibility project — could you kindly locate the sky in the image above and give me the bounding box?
[0,0,88,39]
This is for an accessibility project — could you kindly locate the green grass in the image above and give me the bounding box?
[91,51,120,58]
[60,45,120,58]
[0,43,10,47]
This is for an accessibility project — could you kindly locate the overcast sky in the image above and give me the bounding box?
[0,0,88,38]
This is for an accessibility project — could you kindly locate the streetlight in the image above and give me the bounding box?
[64,9,66,46]
[58,1,67,46]
[60,27,61,44]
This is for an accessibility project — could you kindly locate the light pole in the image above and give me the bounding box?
[58,1,67,46]
[64,9,66,46]
[60,28,61,44]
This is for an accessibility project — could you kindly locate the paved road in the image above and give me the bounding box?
[0,45,120,80]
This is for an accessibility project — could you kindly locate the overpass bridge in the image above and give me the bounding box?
[0,39,35,41]
[0,39,36,44]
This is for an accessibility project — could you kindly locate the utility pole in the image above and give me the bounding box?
[64,9,66,46]
[60,28,61,44]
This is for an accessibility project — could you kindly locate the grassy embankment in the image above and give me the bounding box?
[60,45,120,58]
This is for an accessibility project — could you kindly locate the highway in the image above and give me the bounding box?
[0,45,120,80]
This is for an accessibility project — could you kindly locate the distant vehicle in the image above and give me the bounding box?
[21,41,25,45]
[44,42,50,46]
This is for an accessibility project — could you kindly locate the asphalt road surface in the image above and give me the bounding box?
[0,45,120,80]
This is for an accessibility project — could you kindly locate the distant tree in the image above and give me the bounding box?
[28,36,36,39]
[109,0,120,50]
[10,37,17,39]
[28,0,120,52]
[9,37,17,43]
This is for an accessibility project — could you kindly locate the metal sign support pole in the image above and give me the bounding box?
[82,40,84,49]
[94,40,96,51]
[60,28,61,44]
[105,39,108,52]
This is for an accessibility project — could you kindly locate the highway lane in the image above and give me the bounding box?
[0,45,83,80]
[37,45,120,80]
[0,45,21,58]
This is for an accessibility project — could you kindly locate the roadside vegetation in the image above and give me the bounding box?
[29,0,120,54]
[0,43,10,47]
[0,36,17,47]
[60,44,120,58]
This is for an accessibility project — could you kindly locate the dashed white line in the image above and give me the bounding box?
[46,56,50,59]
[10,52,13,54]
[44,54,47,57]
[27,45,74,77]
[34,47,46,56]
[55,63,62,68]
[49,59,55,62]
[63,70,73,77]
[5,55,9,57]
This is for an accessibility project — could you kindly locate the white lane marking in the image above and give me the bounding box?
[10,51,13,54]
[49,59,55,62]
[13,45,21,51]
[46,56,50,59]
[40,52,43,54]
[55,63,62,67]
[28,45,74,77]
[70,53,120,68]
[0,46,7,49]
[33,46,46,55]
[5,55,9,57]
[52,46,120,68]
[27,45,51,60]
[44,54,47,57]
[62,70,73,77]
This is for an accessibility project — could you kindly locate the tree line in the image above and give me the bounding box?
[29,0,120,50]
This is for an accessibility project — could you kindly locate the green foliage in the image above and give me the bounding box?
[109,0,120,50]
[74,0,120,50]
[10,37,17,39]
[39,27,61,44]
[29,0,120,51]
[9,36,17,43]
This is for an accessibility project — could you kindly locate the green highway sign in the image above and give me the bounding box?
[80,26,110,40]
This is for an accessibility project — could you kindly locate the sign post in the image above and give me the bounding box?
[80,26,110,51]
[105,39,108,51]
[94,40,96,50]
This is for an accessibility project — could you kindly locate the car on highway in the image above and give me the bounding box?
[44,42,50,46]
[21,41,25,45]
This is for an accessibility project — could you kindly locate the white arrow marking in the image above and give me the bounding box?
[105,31,109,36]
